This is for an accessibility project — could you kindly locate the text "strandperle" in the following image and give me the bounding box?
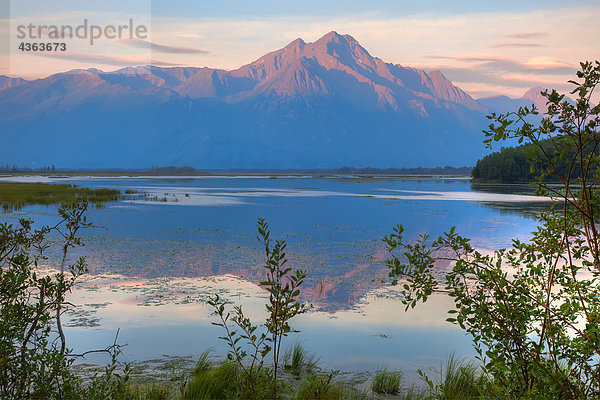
[16,19,148,45]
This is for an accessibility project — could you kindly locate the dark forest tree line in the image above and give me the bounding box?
[0,164,55,173]
[471,137,594,183]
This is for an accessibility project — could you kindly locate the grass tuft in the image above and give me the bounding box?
[371,367,402,395]
[192,350,212,375]
[401,386,429,400]
[420,354,483,400]
[184,359,239,400]
[438,354,481,400]
[283,342,320,377]
[129,382,172,400]
[294,372,346,400]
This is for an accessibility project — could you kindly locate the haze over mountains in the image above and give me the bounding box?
[0,31,545,169]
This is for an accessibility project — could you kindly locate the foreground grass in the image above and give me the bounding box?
[72,350,485,400]
[283,342,320,377]
[0,182,120,211]
[371,367,402,395]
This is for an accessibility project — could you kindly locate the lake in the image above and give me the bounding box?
[0,175,549,378]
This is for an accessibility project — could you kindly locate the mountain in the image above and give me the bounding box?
[478,86,550,115]
[521,86,554,113]
[0,76,27,90]
[1,31,493,169]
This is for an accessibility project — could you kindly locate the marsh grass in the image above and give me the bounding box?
[294,372,348,400]
[129,382,172,400]
[283,342,320,377]
[420,354,483,400]
[371,367,401,395]
[400,386,429,400]
[0,182,120,211]
[183,351,276,400]
[184,359,239,399]
[438,355,481,399]
[72,354,487,400]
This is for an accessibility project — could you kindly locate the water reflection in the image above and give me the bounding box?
[64,272,472,376]
[471,182,552,219]
[1,176,542,373]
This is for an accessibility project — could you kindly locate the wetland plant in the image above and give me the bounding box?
[0,199,129,399]
[293,371,346,400]
[208,218,308,399]
[283,342,320,377]
[0,182,120,211]
[371,367,401,395]
[0,201,88,398]
[184,359,241,400]
[386,62,600,398]
[418,355,482,400]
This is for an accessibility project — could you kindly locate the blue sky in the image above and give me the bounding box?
[149,0,593,18]
[2,0,599,98]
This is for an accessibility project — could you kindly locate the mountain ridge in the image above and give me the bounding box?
[0,31,536,169]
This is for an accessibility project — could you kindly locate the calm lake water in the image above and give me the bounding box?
[0,175,549,376]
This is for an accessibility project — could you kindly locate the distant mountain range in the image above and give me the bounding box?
[479,86,550,114]
[0,31,548,169]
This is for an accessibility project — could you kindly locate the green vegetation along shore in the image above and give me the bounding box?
[0,182,120,211]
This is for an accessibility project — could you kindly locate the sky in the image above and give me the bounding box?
[1,0,599,99]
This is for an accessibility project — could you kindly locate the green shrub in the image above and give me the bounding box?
[0,202,86,398]
[77,353,134,400]
[208,218,308,399]
[386,62,600,399]
[0,200,135,399]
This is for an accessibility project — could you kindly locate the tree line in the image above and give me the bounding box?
[471,136,594,183]
[0,164,56,173]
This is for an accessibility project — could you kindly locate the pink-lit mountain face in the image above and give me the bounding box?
[0,32,507,169]
[104,31,485,112]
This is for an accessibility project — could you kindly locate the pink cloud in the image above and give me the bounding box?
[503,32,549,39]
[33,51,181,67]
[489,42,545,48]
[423,54,576,75]
[121,38,209,54]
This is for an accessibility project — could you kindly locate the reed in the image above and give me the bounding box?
[371,367,401,395]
